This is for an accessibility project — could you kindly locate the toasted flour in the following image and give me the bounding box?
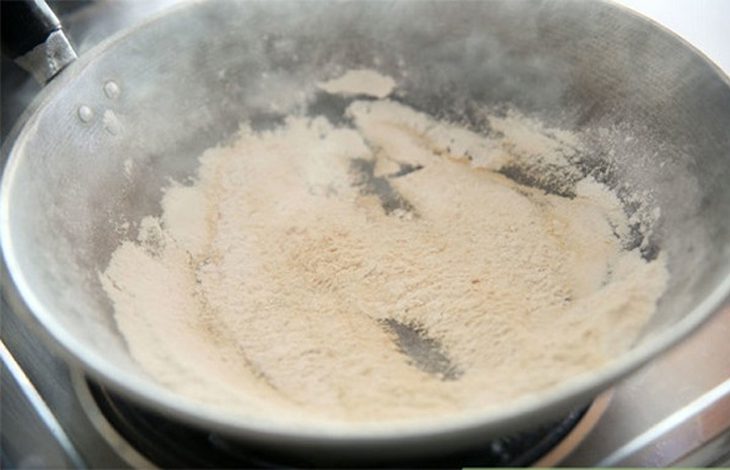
[101,85,667,427]
[318,69,396,98]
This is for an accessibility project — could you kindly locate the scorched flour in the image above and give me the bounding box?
[101,71,667,427]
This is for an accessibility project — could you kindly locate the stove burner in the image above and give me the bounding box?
[87,380,588,468]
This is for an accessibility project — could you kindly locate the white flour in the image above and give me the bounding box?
[102,73,667,427]
[318,69,396,98]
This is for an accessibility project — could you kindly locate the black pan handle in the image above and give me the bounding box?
[0,0,77,84]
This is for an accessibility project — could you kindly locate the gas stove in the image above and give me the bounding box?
[2,1,729,467]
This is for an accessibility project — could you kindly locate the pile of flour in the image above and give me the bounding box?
[101,71,667,427]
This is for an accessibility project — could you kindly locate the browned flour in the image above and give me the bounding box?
[102,83,667,427]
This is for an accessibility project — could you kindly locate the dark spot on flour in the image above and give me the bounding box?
[349,158,418,217]
[380,318,463,381]
[387,162,424,179]
[498,165,576,198]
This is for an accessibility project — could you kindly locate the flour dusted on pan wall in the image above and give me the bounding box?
[318,69,397,98]
[100,70,667,429]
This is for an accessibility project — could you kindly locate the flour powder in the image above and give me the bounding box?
[101,72,667,428]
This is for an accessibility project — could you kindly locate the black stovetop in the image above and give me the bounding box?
[88,380,586,468]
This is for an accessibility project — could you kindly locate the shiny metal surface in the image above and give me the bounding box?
[564,304,730,466]
[1,0,730,455]
[600,379,730,466]
[0,293,132,468]
[15,29,77,84]
[0,340,83,468]
[70,370,153,468]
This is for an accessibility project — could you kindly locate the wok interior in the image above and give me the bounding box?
[4,0,730,429]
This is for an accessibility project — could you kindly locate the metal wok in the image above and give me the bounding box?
[1,0,729,462]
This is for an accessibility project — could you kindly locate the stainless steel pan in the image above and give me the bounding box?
[2,0,729,462]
